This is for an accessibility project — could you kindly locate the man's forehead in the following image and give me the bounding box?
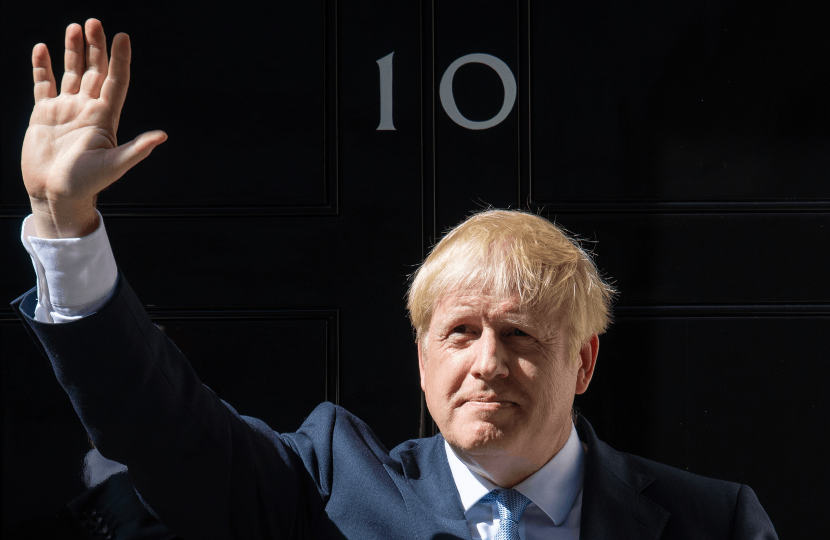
[434,290,541,324]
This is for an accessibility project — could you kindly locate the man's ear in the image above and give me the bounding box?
[417,339,427,393]
[575,333,599,395]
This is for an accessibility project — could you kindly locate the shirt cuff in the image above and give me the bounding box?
[21,211,118,324]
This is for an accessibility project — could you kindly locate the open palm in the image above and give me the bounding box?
[21,18,166,237]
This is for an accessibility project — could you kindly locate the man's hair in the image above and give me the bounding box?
[407,209,617,360]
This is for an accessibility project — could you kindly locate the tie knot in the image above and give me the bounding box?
[481,488,532,524]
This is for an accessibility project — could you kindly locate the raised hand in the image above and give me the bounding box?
[21,18,167,238]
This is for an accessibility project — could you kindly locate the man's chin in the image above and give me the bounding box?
[447,420,514,455]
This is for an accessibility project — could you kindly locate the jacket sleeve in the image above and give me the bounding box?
[731,484,779,540]
[11,271,334,540]
[67,472,180,540]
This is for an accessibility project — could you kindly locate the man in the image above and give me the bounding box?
[14,18,777,539]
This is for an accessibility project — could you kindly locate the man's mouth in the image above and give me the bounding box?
[464,398,515,409]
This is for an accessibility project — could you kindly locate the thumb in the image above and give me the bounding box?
[106,130,168,183]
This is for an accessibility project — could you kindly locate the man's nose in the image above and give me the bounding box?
[470,328,509,380]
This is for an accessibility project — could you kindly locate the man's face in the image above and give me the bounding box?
[418,289,595,474]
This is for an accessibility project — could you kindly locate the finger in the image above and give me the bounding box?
[80,18,108,99]
[101,33,131,118]
[60,23,85,94]
[100,130,167,191]
[32,43,58,102]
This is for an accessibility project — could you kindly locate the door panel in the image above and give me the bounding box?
[1,324,90,529]
[1,1,335,215]
[551,213,830,305]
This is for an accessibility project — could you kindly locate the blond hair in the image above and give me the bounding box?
[407,209,616,360]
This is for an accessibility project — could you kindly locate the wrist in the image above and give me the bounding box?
[29,198,100,239]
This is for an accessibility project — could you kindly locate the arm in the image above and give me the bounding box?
[17,19,329,539]
[13,273,327,539]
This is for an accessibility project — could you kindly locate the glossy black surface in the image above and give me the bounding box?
[2,0,827,536]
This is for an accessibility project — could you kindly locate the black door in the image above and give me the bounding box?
[2,0,827,537]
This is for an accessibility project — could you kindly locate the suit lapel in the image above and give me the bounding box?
[388,435,473,540]
[388,420,669,540]
[577,417,670,540]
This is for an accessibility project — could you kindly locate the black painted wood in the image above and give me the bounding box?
[0,0,336,216]
[1,0,827,536]
[547,213,830,305]
[1,323,90,531]
[527,0,830,206]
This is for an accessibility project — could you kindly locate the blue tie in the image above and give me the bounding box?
[479,489,532,540]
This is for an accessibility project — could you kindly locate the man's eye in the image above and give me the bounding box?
[451,325,468,334]
[510,328,529,337]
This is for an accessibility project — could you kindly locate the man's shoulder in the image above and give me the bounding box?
[579,416,777,538]
[578,417,741,498]
[282,403,439,470]
[606,441,741,498]
[610,444,749,517]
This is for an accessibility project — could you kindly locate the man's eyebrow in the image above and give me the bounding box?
[439,306,477,322]
[498,313,540,328]
[440,301,483,315]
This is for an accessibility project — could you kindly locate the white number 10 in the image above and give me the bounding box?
[376,52,517,131]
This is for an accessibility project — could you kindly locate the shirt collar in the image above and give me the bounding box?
[444,423,585,526]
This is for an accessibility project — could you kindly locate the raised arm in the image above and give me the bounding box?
[22,18,166,239]
[15,20,332,539]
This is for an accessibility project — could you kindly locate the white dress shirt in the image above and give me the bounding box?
[20,212,118,324]
[444,425,584,539]
[21,214,585,539]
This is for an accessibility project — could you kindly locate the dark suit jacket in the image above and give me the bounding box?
[12,273,777,539]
